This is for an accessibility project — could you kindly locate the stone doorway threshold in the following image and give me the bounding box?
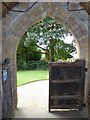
[14,80,88,119]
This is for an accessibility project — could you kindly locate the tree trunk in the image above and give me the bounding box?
[50,39,55,62]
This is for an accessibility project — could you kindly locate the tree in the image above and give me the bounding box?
[17,35,42,67]
[24,17,76,62]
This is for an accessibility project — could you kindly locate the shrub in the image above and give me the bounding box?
[17,60,48,70]
[26,60,36,70]
[36,61,48,70]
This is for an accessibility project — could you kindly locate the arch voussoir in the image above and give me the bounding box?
[2,2,89,119]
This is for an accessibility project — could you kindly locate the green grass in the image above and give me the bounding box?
[17,70,49,86]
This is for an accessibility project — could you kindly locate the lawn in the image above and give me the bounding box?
[17,70,49,86]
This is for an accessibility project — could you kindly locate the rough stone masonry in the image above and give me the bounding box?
[1,2,90,119]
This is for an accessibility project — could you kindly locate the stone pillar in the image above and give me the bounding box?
[88,15,90,97]
[79,41,88,111]
[12,55,17,110]
[9,54,17,111]
[0,2,2,119]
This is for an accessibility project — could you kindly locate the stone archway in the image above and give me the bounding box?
[2,2,89,118]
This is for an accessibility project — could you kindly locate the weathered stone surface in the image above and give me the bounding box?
[53,15,65,25]
[68,2,84,11]
[79,37,88,48]
[40,2,49,11]
[0,2,2,119]
[76,25,88,40]
[26,3,43,18]
[30,14,43,26]
[14,27,27,39]
[48,3,57,17]
[55,4,70,20]
[8,22,25,37]
[17,14,32,30]
[1,2,89,119]
[64,14,79,31]
[0,67,2,119]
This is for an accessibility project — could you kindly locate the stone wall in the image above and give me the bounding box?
[88,15,90,96]
[0,2,2,119]
[1,2,89,118]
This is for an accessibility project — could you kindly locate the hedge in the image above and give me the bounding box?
[17,60,48,70]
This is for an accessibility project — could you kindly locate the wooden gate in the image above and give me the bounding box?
[49,60,85,112]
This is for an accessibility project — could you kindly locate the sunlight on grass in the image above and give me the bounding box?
[17,70,49,86]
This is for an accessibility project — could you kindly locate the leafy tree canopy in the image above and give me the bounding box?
[17,35,42,66]
[23,17,76,61]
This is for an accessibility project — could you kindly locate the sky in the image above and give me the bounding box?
[41,34,78,60]
[63,34,78,59]
[63,34,74,44]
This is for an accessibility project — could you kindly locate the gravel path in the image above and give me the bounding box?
[14,80,87,118]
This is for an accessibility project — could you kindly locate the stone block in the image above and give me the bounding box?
[55,6,69,21]
[48,3,57,17]
[0,9,2,119]
[80,37,88,48]
[2,25,7,33]
[3,35,15,58]
[15,27,26,40]
[88,53,90,59]
[40,2,49,11]
[64,15,79,31]
[19,15,32,30]
[72,26,87,42]
[0,48,2,63]
[77,25,88,39]
[30,14,42,26]
[53,15,65,25]
[0,66,2,119]
[16,13,32,29]
[0,106,1,118]
[88,96,90,103]
[52,3,70,25]
[9,39,19,57]
[17,14,28,26]
[7,22,24,38]
[68,2,82,11]
[19,2,32,10]
[2,14,14,30]
[27,4,42,18]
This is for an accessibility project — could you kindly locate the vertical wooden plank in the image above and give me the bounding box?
[49,60,85,111]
